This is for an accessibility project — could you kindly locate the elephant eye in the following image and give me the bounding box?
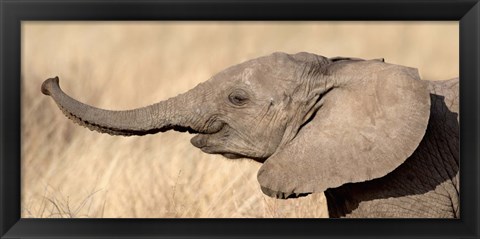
[228,90,249,106]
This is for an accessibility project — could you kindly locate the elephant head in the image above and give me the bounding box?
[41,52,430,199]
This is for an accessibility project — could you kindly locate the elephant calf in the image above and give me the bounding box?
[41,52,459,218]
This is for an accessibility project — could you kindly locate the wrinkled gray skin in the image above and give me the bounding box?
[41,52,459,218]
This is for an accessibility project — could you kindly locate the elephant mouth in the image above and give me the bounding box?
[192,142,252,160]
[181,118,226,135]
[190,127,268,163]
[189,120,226,147]
[190,131,221,150]
[190,124,244,159]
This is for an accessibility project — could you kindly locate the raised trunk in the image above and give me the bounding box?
[41,77,221,136]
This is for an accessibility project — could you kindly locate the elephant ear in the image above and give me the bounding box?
[257,60,431,199]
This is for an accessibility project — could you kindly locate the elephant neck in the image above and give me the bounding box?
[277,74,336,148]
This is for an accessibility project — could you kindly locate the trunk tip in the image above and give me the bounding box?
[41,76,60,95]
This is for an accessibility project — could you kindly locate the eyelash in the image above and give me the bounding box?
[228,91,249,106]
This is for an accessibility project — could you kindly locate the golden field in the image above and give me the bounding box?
[21,22,458,218]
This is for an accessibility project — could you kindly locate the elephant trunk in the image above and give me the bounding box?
[41,77,222,136]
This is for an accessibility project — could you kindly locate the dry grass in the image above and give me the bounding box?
[21,21,458,218]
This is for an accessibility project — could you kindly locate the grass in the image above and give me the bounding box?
[22,184,107,218]
[21,21,458,218]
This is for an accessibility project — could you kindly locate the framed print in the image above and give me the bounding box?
[22,21,460,219]
[1,0,479,238]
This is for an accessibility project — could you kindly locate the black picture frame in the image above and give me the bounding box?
[1,0,479,238]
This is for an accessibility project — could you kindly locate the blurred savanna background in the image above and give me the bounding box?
[21,21,458,218]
